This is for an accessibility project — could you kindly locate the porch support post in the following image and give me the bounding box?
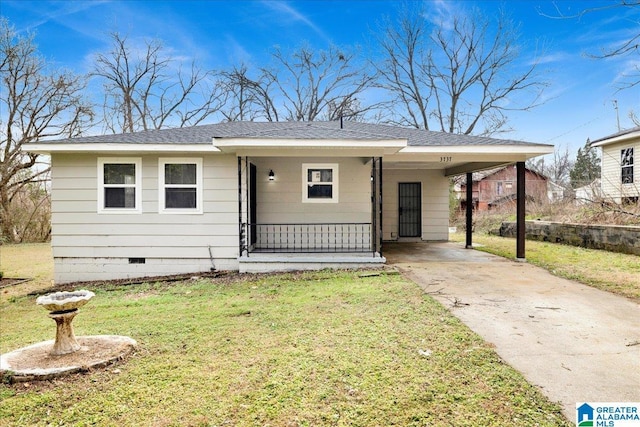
[237,156,249,257]
[237,156,243,257]
[378,157,383,257]
[516,162,526,260]
[371,157,376,256]
[465,172,473,249]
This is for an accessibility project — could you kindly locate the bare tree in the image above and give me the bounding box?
[218,65,279,122]
[263,45,376,122]
[0,18,92,242]
[93,33,225,133]
[219,45,376,123]
[375,5,547,135]
[527,144,574,188]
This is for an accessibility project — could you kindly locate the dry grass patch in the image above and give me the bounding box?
[0,243,53,300]
[1,271,569,426]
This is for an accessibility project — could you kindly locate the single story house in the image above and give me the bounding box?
[458,166,549,211]
[25,121,553,283]
[590,126,639,204]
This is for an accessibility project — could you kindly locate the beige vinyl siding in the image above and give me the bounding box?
[251,157,371,223]
[600,140,640,202]
[50,153,239,283]
[247,157,371,251]
[382,169,450,241]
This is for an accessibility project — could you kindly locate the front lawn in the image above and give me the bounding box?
[0,271,569,426]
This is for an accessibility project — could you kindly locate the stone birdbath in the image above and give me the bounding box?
[0,289,137,382]
[36,290,95,356]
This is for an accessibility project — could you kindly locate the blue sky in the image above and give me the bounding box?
[2,0,639,155]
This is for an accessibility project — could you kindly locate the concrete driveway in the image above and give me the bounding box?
[384,242,640,421]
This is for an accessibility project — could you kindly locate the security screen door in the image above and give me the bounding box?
[398,182,421,238]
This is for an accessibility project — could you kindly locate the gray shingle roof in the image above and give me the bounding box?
[40,121,549,147]
[590,126,640,145]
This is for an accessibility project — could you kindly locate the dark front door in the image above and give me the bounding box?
[250,163,257,245]
[398,182,421,237]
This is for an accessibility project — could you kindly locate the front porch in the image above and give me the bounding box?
[238,220,385,273]
[237,154,384,266]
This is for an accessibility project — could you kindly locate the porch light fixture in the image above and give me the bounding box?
[268,170,275,181]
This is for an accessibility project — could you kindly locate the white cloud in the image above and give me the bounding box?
[421,0,458,30]
[259,0,330,43]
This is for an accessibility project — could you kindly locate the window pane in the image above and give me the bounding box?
[165,188,196,208]
[307,169,332,183]
[621,148,634,166]
[622,166,634,184]
[104,164,135,185]
[105,187,135,208]
[165,164,196,185]
[308,184,333,199]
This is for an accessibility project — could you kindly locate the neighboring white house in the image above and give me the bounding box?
[24,121,552,283]
[590,126,640,204]
[574,179,602,204]
[547,180,565,203]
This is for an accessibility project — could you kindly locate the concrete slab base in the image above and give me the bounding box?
[0,335,137,382]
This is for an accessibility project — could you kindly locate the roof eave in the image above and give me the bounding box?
[398,144,553,155]
[590,130,640,148]
[22,143,220,154]
[212,137,407,150]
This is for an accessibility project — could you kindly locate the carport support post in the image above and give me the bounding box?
[516,162,526,260]
[465,172,473,249]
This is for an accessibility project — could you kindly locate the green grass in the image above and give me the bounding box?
[0,271,569,426]
[451,232,640,301]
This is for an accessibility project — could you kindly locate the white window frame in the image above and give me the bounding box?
[159,157,203,214]
[302,163,339,203]
[97,157,142,214]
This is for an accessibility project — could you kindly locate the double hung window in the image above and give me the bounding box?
[302,164,339,203]
[98,158,141,213]
[621,147,634,184]
[159,158,203,213]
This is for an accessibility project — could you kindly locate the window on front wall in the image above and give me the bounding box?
[302,164,339,203]
[159,158,203,213]
[621,147,634,184]
[98,158,141,213]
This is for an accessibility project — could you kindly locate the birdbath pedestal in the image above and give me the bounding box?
[36,290,95,356]
[48,310,81,355]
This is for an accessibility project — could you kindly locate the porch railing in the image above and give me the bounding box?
[241,223,372,254]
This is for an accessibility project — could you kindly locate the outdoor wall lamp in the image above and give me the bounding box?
[268,170,275,181]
